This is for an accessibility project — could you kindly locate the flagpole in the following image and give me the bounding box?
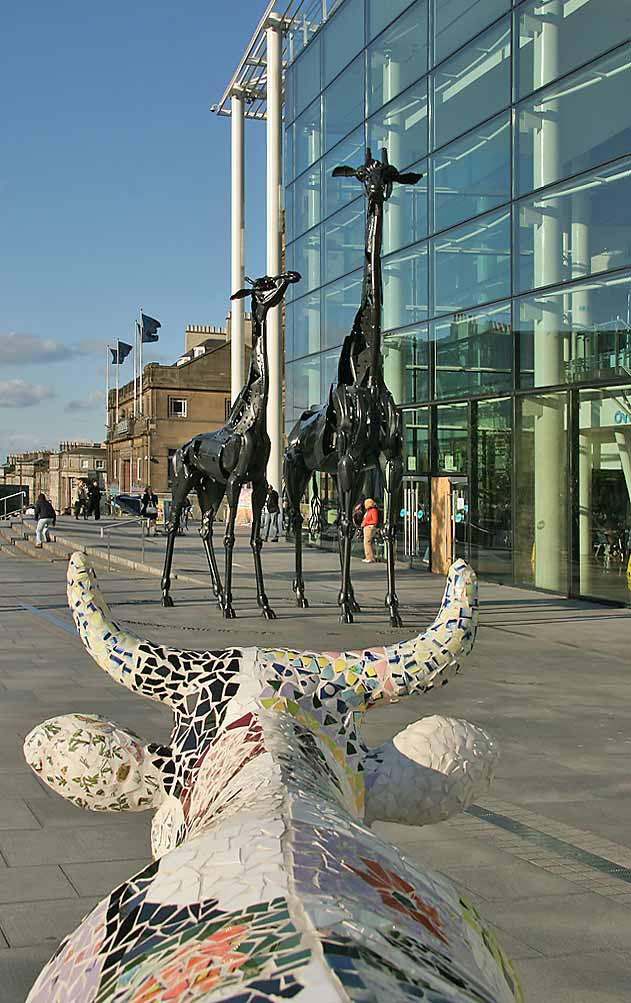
[105,345,110,431]
[139,308,143,416]
[116,341,120,425]
[133,321,137,418]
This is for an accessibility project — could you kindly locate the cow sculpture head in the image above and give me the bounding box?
[23,553,522,1003]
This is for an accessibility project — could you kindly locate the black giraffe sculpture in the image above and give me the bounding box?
[284,148,422,626]
[160,270,300,619]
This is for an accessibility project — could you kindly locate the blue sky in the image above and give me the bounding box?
[0,0,268,461]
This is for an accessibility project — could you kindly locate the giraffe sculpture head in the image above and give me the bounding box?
[23,553,523,1003]
[333,146,423,208]
[231,270,301,327]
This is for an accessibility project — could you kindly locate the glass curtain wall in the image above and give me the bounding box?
[283,0,631,603]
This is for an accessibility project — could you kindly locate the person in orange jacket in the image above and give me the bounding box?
[361,498,379,563]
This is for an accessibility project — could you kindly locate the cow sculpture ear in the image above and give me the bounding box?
[396,171,423,185]
[230,288,250,300]
[332,165,356,177]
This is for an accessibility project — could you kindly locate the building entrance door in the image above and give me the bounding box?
[401,476,430,565]
[430,476,469,574]
[121,459,131,493]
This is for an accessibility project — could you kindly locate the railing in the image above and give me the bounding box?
[0,490,26,519]
[98,517,151,570]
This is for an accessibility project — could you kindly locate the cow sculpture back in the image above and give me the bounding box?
[23,553,523,1002]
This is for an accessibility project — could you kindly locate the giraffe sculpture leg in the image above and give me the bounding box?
[380,451,403,628]
[196,479,225,608]
[221,473,243,619]
[250,477,277,620]
[284,450,310,607]
[337,453,361,624]
[161,466,197,607]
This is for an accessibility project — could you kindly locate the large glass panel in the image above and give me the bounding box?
[383,158,428,254]
[284,123,295,184]
[286,356,322,425]
[323,200,365,284]
[577,385,631,606]
[433,114,510,233]
[293,33,321,119]
[323,0,364,85]
[291,228,321,294]
[517,273,631,388]
[436,402,468,472]
[516,0,631,100]
[434,0,509,65]
[284,182,294,246]
[433,208,511,314]
[403,407,430,472]
[516,45,631,196]
[368,0,415,42]
[515,157,631,295]
[434,301,513,399]
[292,290,322,360]
[323,128,365,220]
[293,164,322,239]
[383,325,430,404]
[515,392,568,592]
[471,397,512,581]
[368,1,428,115]
[382,243,429,330]
[433,17,511,149]
[323,55,364,154]
[323,269,363,349]
[368,81,428,170]
[294,98,322,178]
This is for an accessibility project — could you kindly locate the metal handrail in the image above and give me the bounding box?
[0,490,26,519]
[98,517,150,570]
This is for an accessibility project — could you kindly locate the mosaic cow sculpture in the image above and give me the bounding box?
[23,553,523,1003]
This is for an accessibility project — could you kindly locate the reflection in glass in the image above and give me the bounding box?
[293,33,321,120]
[368,1,428,115]
[382,243,429,330]
[436,403,468,472]
[290,229,321,294]
[368,82,428,170]
[434,302,512,399]
[383,326,430,404]
[286,357,322,425]
[383,159,428,254]
[403,408,430,473]
[368,0,415,42]
[324,56,365,154]
[323,0,364,85]
[515,0,631,100]
[517,273,631,389]
[293,164,322,240]
[516,45,631,196]
[323,270,363,349]
[284,183,294,246]
[433,18,511,149]
[433,114,510,232]
[434,0,508,65]
[284,124,295,185]
[292,291,322,360]
[515,157,631,295]
[577,385,631,606]
[515,393,568,592]
[323,128,365,220]
[294,98,322,179]
[324,201,365,284]
[471,398,512,581]
[433,208,511,314]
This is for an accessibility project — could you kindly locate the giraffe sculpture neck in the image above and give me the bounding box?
[230,309,269,433]
[341,195,385,389]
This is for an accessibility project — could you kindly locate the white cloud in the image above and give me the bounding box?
[64,390,104,413]
[0,379,56,408]
[0,332,106,365]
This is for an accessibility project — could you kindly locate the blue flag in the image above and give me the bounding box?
[109,341,133,365]
[141,313,161,343]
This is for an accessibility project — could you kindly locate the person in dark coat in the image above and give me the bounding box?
[140,486,159,536]
[262,486,280,542]
[87,480,101,521]
[34,493,56,547]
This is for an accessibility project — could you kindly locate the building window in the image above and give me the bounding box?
[224,398,231,421]
[169,397,187,418]
[113,459,117,480]
[167,449,177,487]
[81,459,90,469]
[136,457,142,482]
[94,459,105,470]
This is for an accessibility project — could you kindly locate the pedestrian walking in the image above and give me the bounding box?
[141,486,159,536]
[361,498,379,564]
[262,486,280,542]
[73,480,88,520]
[87,479,101,521]
[33,493,56,547]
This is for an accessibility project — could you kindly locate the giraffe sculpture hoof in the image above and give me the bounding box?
[390,612,403,628]
[161,594,174,608]
[262,607,277,621]
[351,598,361,613]
[340,606,354,624]
[296,596,309,608]
[222,604,237,619]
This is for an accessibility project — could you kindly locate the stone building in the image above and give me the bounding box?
[106,318,251,497]
[1,442,106,512]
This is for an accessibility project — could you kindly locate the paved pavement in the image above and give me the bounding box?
[0,526,630,1001]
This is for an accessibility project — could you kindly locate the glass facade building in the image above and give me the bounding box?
[283,0,631,605]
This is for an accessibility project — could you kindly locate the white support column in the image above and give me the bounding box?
[266,14,283,493]
[231,89,246,404]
